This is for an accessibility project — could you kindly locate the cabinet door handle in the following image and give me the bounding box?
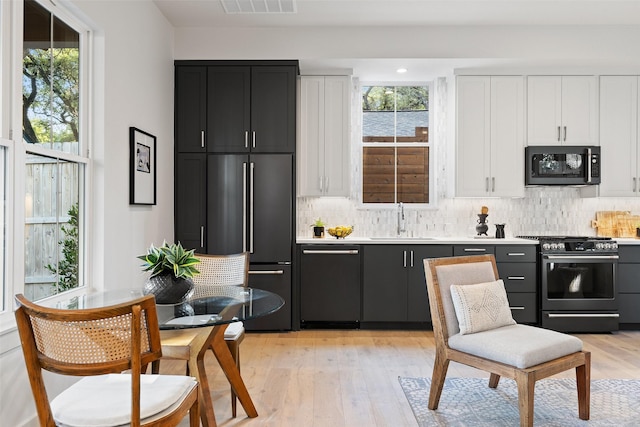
[410,250,414,267]
[324,176,329,193]
[403,250,407,268]
[252,131,256,148]
[507,276,525,280]
[201,130,205,148]
[242,162,247,252]
[244,131,249,148]
[547,313,619,318]
[200,225,205,248]
[509,306,526,310]
[563,126,567,141]
[557,126,561,142]
[485,177,489,192]
[463,248,486,252]
[491,177,495,192]
[319,176,323,192]
[507,252,526,256]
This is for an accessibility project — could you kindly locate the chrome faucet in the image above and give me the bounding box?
[397,202,406,235]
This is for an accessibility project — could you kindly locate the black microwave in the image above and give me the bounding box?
[525,146,601,186]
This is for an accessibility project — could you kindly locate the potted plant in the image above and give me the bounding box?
[138,241,200,304]
[311,218,325,238]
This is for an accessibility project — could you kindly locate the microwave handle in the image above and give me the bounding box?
[586,147,592,184]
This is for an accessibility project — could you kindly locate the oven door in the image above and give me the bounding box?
[541,254,618,311]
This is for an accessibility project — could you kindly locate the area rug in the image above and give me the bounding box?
[398,377,640,427]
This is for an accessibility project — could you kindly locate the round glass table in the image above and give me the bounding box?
[50,287,284,427]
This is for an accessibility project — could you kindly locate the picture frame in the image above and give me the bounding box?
[129,127,156,205]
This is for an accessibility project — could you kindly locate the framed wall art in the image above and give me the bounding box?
[129,127,156,205]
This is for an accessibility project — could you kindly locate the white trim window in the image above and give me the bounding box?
[361,84,433,205]
[22,0,89,301]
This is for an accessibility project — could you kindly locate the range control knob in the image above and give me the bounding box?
[542,243,551,251]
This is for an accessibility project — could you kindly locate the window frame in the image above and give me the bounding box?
[359,81,436,209]
[0,0,92,332]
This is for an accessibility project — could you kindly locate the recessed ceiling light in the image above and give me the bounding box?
[397,68,408,74]
[221,0,297,14]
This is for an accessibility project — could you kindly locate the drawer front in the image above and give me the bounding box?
[453,245,495,257]
[507,293,537,323]
[498,263,536,292]
[495,245,537,263]
[619,293,640,323]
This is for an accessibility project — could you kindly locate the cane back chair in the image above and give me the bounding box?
[14,294,199,427]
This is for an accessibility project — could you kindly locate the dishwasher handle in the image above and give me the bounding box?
[302,249,359,255]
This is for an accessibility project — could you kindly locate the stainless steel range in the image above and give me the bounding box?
[518,236,619,333]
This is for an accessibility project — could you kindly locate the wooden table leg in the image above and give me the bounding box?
[209,325,259,418]
[186,327,219,427]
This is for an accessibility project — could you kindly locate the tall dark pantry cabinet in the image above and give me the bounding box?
[174,60,298,330]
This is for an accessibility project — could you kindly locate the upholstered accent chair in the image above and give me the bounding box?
[153,252,249,417]
[424,255,590,427]
[14,294,199,427]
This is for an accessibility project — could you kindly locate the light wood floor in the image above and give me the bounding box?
[171,329,640,427]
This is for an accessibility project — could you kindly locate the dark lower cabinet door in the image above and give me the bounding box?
[175,154,206,252]
[244,264,292,330]
[407,246,453,322]
[363,245,408,322]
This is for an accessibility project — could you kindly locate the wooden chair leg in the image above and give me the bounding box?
[226,340,240,417]
[576,351,591,420]
[515,371,535,427]
[488,373,500,388]
[428,352,450,410]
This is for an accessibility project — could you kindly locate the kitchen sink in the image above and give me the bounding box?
[369,237,438,241]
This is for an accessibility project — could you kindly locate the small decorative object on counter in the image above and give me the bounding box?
[495,223,506,239]
[476,206,489,236]
[637,226,640,238]
[311,218,325,238]
[327,225,353,239]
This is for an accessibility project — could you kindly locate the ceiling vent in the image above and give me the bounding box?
[221,0,297,14]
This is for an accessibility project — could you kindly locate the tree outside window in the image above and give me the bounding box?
[362,85,430,204]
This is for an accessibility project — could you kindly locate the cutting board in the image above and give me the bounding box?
[591,211,640,237]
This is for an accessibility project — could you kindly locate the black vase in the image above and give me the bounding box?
[143,273,194,304]
[476,214,489,236]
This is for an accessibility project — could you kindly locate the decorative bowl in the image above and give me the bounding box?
[327,225,353,239]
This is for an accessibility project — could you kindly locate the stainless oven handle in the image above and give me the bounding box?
[249,270,284,275]
[586,147,592,184]
[509,306,525,310]
[547,313,619,318]
[544,255,619,260]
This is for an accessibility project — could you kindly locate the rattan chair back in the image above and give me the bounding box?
[191,252,249,299]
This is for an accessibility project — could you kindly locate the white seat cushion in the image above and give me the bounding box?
[51,373,196,427]
[448,324,583,369]
[224,321,244,340]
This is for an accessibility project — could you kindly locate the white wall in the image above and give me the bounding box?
[0,1,175,425]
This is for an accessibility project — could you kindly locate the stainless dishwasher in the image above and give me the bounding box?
[300,245,361,327]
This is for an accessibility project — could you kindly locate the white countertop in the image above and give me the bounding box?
[296,236,537,245]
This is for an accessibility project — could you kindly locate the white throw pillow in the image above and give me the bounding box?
[450,279,516,335]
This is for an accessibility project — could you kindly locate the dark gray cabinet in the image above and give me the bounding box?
[174,60,298,331]
[300,246,361,324]
[175,154,206,252]
[453,244,537,324]
[176,62,297,154]
[618,245,640,325]
[363,245,452,323]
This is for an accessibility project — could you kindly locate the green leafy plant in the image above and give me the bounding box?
[311,218,325,227]
[46,203,79,293]
[138,241,200,279]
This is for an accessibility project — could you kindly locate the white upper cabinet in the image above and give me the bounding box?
[298,76,351,197]
[527,76,598,146]
[599,76,640,197]
[456,76,525,197]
